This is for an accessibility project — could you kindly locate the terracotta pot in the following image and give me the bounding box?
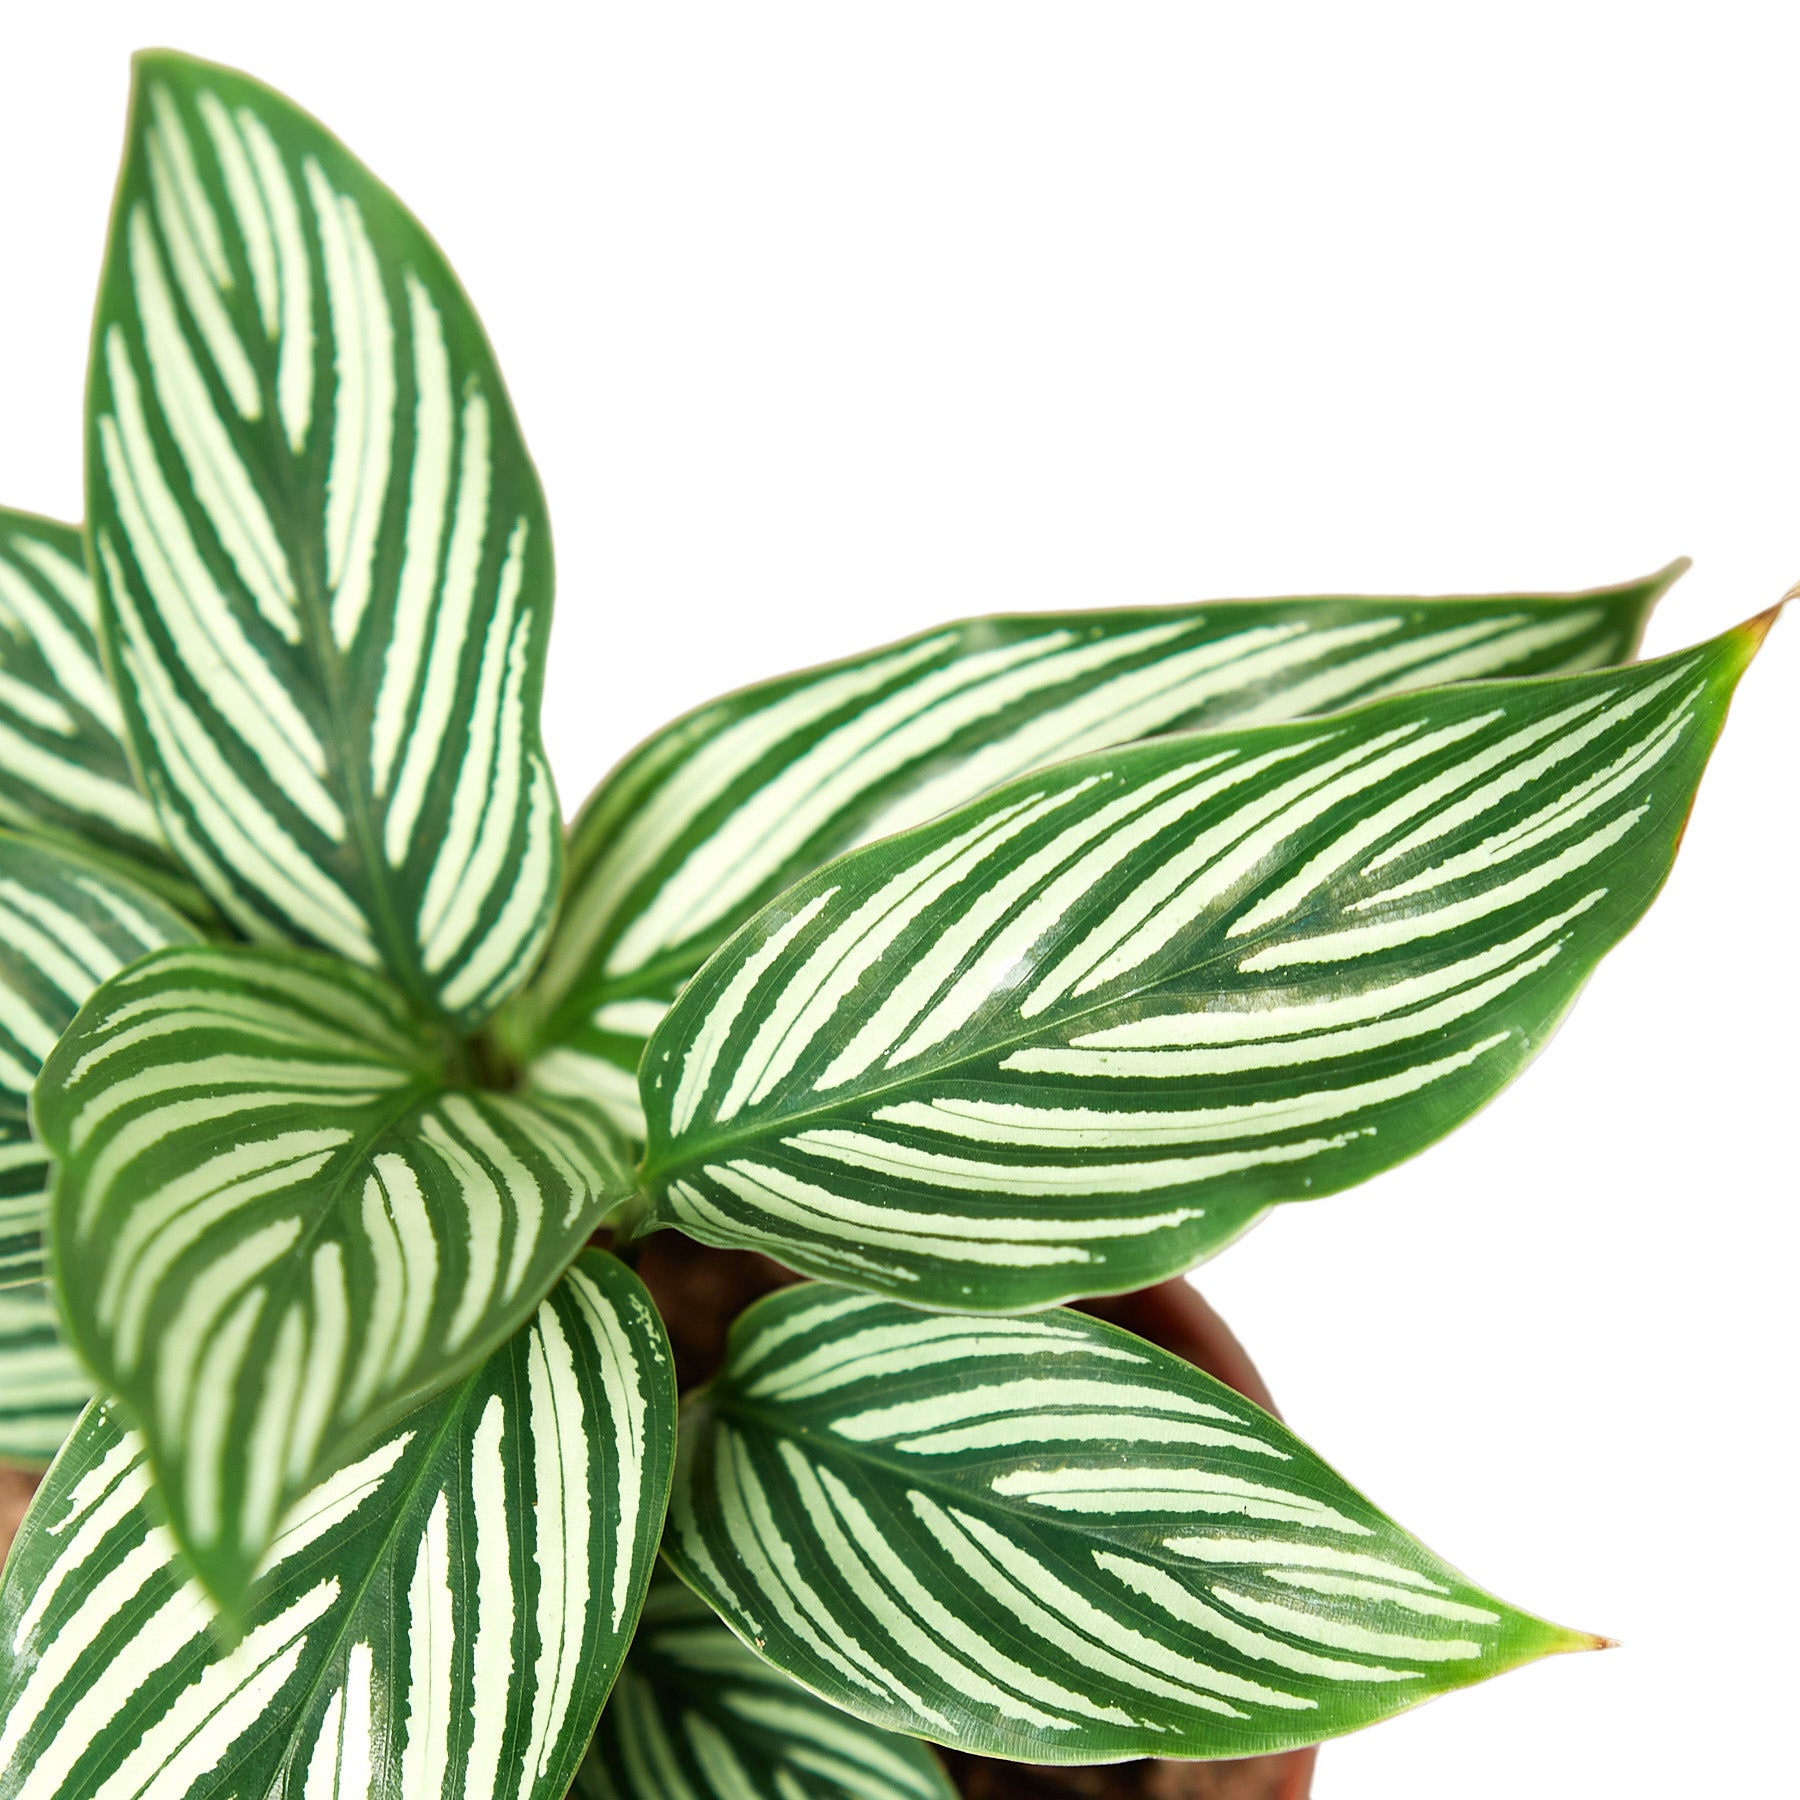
[0,1466,38,1568]
[633,1240,1318,1800]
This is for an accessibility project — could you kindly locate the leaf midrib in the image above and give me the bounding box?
[695,1384,1499,1731]
[254,1378,475,1798]
[131,89,437,1020]
[642,748,1694,1187]
[704,1385,1362,1590]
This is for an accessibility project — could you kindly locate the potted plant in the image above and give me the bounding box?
[0,51,1780,1799]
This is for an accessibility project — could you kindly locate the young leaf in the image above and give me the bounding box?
[0,1251,677,1800]
[640,618,1770,1308]
[85,52,561,1029]
[0,509,204,909]
[35,942,634,1614]
[665,1286,1599,1764]
[0,1284,88,1466]
[522,571,1678,1139]
[0,831,199,1289]
[578,1572,957,1800]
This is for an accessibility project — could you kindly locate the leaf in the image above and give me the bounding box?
[576,1571,957,1800]
[0,831,200,1289]
[665,1285,1598,1764]
[639,617,1770,1308]
[520,569,1679,1140]
[0,1250,676,1800]
[85,52,561,1029]
[0,1285,88,1467]
[0,509,206,911]
[35,941,634,1614]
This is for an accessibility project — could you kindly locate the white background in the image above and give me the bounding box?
[3,5,1795,1794]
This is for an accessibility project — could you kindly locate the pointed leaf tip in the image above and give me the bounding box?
[1732,600,1786,662]
[86,50,562,1029]
[667,1289,1613,1763]
[533,569,1680,1141]
[1541,1622,1618,1656]
[640,629,1766,1309]
[1645,555,1693,600]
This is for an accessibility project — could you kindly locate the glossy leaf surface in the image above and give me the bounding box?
[526,572,1675,1140]
[85,52,560,1028]
[0,1285,87,1467]
[0,1251,676,1800]
[666,1286,1594,1763]
[36,942,632,1613]
[578,1572,957,1800]
[642,622,1766,1308]
[0,832,198,1289]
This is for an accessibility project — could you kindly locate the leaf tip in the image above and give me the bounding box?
[1615,557,1692,654]
[1495,1604,1617,1672]
[1726,598,1786,670]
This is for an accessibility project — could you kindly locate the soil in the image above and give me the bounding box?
[632,1237,1318,1800]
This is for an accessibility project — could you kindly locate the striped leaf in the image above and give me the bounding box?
[666,1285,1598,1763]
[0,832,199,1289]
[35,942,634,1614]
[522,570,1677,1141]
[0,509,205,912]
[0,1250,677,1800]
[577,1572,956,1800]
[85,52,561,1029]
[639,618,1770,1308]
[0,1285,88,1467]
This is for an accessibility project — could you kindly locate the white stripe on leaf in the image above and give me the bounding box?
[36,942,633,1615]
[666,1286,1594,1763]
[641,630,1759,1310]
[0,838,198,1307]
[0,513,168,859]
[88,55,560,1030]
[533,567,1677,1114]
[0,1251,674,1800]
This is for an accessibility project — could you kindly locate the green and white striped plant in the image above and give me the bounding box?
[0,46,1781,1798]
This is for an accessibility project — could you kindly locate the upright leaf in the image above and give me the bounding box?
[578,1573,957,1800]
[0,831,198,1289]
[640,619,1770,1308]
[0,509,200,908]
[35,942,633,1613]
[666,1286,1598,1764]
[0,1251,677,1800]
[522,571,1677,1138]
[0,1285,88,1467]
[85,52,560,1028]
